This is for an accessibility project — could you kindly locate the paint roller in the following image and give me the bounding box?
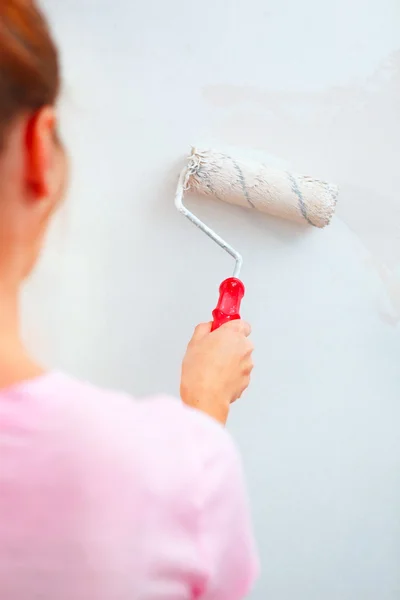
[175,147,338,330]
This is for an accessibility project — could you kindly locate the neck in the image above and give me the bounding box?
[0,277,44,388]
[0,277,21,349]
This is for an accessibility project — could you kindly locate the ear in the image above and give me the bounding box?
[25,106,58,200]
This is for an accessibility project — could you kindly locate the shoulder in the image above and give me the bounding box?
[39,371,239,489]
[29,372,258,592]
[47,371,229,440]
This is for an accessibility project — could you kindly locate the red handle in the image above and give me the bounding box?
[211,277,245,331]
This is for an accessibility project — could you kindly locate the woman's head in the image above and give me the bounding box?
[0,0,66,283]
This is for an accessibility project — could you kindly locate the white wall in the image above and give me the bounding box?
[25,1,400,598]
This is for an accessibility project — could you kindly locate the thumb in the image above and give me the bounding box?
[191,322,212,341]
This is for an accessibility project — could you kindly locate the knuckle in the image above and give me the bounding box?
[246,340,255,353]
[192,322,210,339]
[243,321,252,336]
[239,377,251,397]
[240,341,254,359]
[243,362,253,376]
[227,319,252,336]
[229,320,243,333]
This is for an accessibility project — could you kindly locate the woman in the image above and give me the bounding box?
[0,1,258,599]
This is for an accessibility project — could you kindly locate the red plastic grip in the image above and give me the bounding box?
[211,277,245,331]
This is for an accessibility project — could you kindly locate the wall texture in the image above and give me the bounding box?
[25,1,400,598]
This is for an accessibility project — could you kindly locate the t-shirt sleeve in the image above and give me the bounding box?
[194,417,259,599]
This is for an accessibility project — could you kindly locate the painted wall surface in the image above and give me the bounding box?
[25,1,400,598]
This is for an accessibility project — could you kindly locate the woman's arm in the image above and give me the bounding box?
[194,417,259,599]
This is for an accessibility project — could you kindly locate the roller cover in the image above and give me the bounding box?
[187,148,338,228]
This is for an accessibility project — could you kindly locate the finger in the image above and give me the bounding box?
[234,376,251,401]
[242,359,254,376]
[223,319,252,337]
[244,339,255,355]
[191,322,212,342]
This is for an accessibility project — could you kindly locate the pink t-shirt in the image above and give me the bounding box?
[0,372,258,599]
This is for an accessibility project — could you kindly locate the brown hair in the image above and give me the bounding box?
[0,0,60,148]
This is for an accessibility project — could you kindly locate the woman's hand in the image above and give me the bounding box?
[180,320,254,425]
